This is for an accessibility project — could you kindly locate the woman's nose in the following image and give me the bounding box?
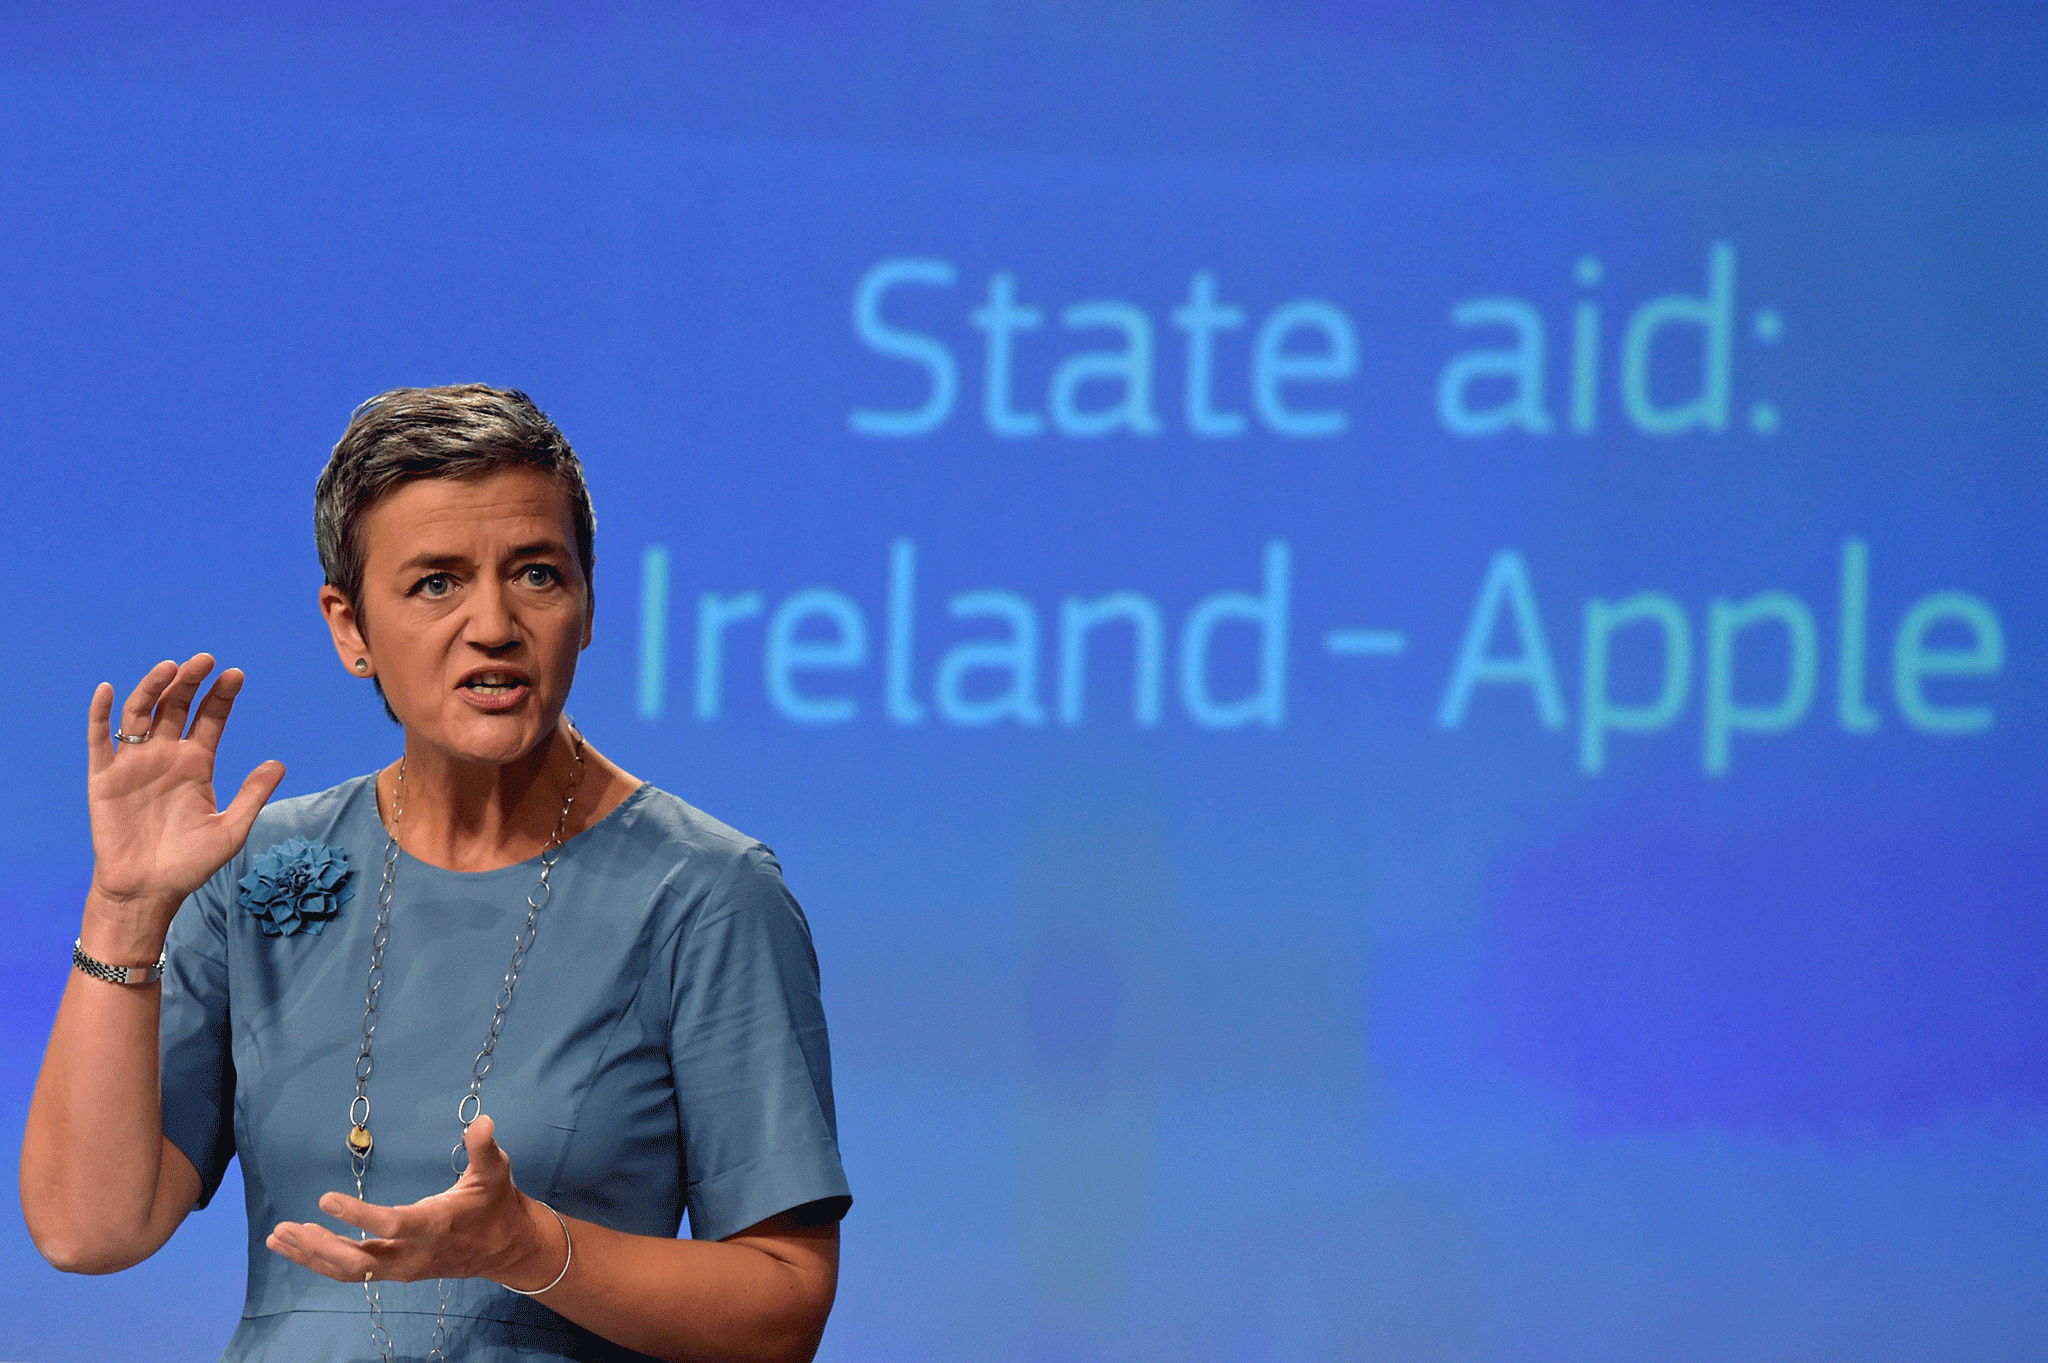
[464,577,520,649]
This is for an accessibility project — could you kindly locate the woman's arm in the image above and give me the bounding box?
[21,900,203,1272]
[267,1115,838,1363]
[20,657,283,1271]
[521,1210,837,1363]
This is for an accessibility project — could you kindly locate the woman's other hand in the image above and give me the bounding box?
[268,1115,839,1363]
[266,1115,563,1289]
[86,654,285,951]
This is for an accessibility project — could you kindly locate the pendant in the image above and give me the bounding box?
[347,1123,374,1157]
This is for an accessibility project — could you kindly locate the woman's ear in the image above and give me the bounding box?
[319,584,372,676]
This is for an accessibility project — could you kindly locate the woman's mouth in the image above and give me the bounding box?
[457,671,531,711]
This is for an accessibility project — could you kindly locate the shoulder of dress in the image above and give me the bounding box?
[605,784,761,853]
[599,784,782,887]
[188,775,380,910]
[243,773,382,849]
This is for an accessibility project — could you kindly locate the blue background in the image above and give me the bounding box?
[1,5,2044,1359]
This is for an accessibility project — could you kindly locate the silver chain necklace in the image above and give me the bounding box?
[346,726,585,1363]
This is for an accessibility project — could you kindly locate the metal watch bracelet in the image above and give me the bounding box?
[73,938,166,986]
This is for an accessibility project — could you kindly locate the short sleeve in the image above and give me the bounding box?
[670,846,851,1242]
[159,868,238,1210]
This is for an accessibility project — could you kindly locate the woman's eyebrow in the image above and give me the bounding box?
[395,552,471,574]
[394,542,568,575]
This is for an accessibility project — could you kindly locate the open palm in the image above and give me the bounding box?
[266,1114,555,1289]
[87,653,285,911]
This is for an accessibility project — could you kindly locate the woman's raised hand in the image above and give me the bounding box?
[86,654,285,928]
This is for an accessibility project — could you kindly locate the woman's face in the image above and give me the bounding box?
[324,467,592,769]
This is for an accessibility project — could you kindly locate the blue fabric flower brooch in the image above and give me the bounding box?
[238,836,355,938]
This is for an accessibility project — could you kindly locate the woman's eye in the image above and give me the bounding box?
[522,565,560,587]
[417,574,452,598]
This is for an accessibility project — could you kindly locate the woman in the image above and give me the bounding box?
[21,386,851,1362]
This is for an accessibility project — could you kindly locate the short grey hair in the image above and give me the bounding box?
[314,384,598,622]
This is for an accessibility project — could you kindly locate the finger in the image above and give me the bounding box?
[463,1113,513,1183]
[183,667,246,752]
[316,1190,407,1240]
[218,760,287,844]
[150,653,216,741]
[87,682,115,773]
[119,660,180,739]
[267,1220,386,1281]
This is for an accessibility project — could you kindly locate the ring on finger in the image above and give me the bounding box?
[113,728,152,744]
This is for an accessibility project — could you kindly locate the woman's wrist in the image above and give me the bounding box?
[498,1194,572,1294]
[78,886,179,968]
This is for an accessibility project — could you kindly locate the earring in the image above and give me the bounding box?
[354,658,370,672]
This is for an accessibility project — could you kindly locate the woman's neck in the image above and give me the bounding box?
[375,725,636,873]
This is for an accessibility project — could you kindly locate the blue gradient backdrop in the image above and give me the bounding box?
[0,6,2043,1360]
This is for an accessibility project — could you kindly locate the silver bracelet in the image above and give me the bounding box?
[73,938,166,987]
[500,1200,573,1296]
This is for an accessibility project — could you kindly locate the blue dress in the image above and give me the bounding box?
[159,775,852,1362]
